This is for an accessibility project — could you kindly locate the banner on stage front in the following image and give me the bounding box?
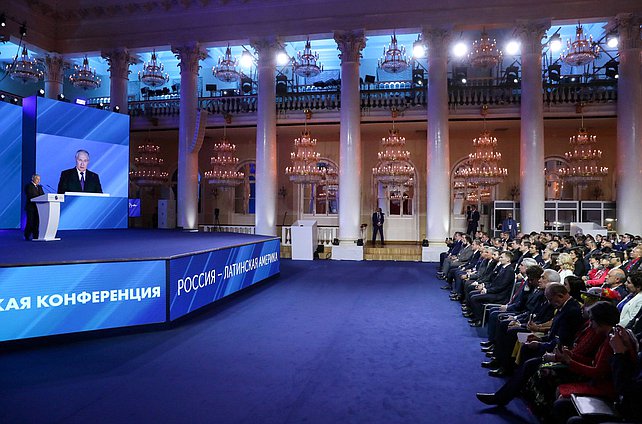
[169,239,280,320]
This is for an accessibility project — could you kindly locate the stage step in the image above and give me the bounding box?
[364,244,422,262]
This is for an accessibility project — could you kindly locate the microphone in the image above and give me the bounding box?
[44,184,56,193]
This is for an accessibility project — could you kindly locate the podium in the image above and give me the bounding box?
[291,220,318,260]
[32,193,65,241]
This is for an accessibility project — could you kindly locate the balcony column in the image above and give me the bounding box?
[516,22,549,234]
[42,55,65,99]
[333,30,365,260]
[251,38,279,236]
[102,48,135,112]
[172,43,207,230]
[613,14,642,234]
[422,28,450,260]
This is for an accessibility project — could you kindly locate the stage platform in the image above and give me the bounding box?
[0,229,280,343]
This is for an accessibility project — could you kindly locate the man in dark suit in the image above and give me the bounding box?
[24,173,44,241]
[371,207,384,246]
[466,204,480,236]
[57,149,103,194]
[467,251,516,326]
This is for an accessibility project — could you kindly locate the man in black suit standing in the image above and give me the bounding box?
[24,173,44,241]
[57,149,102,194]
[372,207,385,247]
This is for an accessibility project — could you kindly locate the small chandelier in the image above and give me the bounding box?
[213,45,241,83]
[70,55,101,90]
[7,46,43,84]
[205,127,245,188]
[561,23,600,67]
[130,143,169,187]
[373,114,414,188]
[286,112,324,184]
[378,32,409,74]
[292,37,323,78]
[559,115,608,186]
[456,109,507,187]
[139,50,169,87]
[468,31,502,68]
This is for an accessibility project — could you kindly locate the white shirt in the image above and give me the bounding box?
[620,292,642,327]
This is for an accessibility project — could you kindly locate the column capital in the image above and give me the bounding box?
[41,54,67,84]
[334,30,366,63]
[611,13,641,50]
[171,43,207,75]
[515,20,550,55]
[250,37,281,63]
[421,27,451,57]
[101,48,137,80]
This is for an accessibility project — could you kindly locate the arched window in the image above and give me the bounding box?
[545,156,572,200]
[301,159,338,216]
[234,161,255,214]
[374,159,416,217]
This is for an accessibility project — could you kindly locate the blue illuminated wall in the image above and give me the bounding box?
[0,102,23,229]
[169,239,280,320]
[0,260,166,342]
[23,97,130,229]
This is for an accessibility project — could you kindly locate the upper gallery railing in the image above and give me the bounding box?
[95,78,617,117]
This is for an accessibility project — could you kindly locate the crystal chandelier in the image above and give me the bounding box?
[561,24,600,67]
[213,45,241,83]
[559,121,608,186]
[70,55,101,90]
[138,50,169,87]
[7,46,43,84]
[372,118,414,188]
[468,31,502,68]
[292,37,323,78]
[130,143,169,187]
[205,129,245,188]
[455,127,507,187]
[378,32,409,74]
[285,124,325,184]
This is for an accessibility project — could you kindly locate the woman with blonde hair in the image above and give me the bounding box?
[558,252,575,282]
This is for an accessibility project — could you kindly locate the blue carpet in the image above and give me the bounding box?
[0,260,538,424]
[0,229,276,266]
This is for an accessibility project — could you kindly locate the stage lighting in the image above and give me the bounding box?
[364,75,376,85]
[505,41,520,56]
[19,23,27,37]
[75,98,87,106]
[356,239,364,246]
[453,42,467,58]
[605,60,619,79]
[412,39,426,58]
[0,94,5,101]
[57,93,65,100]
[11,97,19,104]
[422,239,429,247]
[547,64,561,83]
[332,238,339,246]
[276,74,288,96]
[412,68,425,86]
[240,51,254,68]
[205,83,217,93]
[454,66,467,84]
[505,65,519,85]
[98,102,105,108]
[0,14,6,27]
[241,75,252,94]
[606,33,618,49]
[37,88,45,97]
[549,33,562,52]
[141,87,149,96]
[113,105,120,112]
[161,87,170,95]
[276,51,289,66]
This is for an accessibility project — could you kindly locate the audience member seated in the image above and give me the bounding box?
[619,271,642,327]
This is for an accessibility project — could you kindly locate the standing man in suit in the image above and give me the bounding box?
[57,149,103,194]
[372,207,385,247]
[24,173,44,241]
[467,204,480,236]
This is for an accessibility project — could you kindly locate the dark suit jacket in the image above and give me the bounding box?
[541,297,584,350]
[485,265,516,302]
[57,168,102,194]
[372,211,384,227]
[25,183,44,211]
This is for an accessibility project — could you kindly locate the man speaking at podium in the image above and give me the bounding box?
[24,173,44,241]
[57,149,103,194]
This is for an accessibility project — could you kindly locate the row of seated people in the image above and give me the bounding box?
[438,231,642,423]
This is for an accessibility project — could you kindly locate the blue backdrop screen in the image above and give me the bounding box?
[0,102,23,229]
[0,260,166,342]
[169,239,280,320]
[29,98,129,229]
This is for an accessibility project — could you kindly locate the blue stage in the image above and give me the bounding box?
[0,230,280,342]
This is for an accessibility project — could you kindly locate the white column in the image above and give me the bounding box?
[614,14,642,235]
[334,30,365,243]
[424,29,451,244]
[102,48,134,112]
[517,22,548,234]
[251,38,279,236]
[42,55,65,99]
[172,43,206,230]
